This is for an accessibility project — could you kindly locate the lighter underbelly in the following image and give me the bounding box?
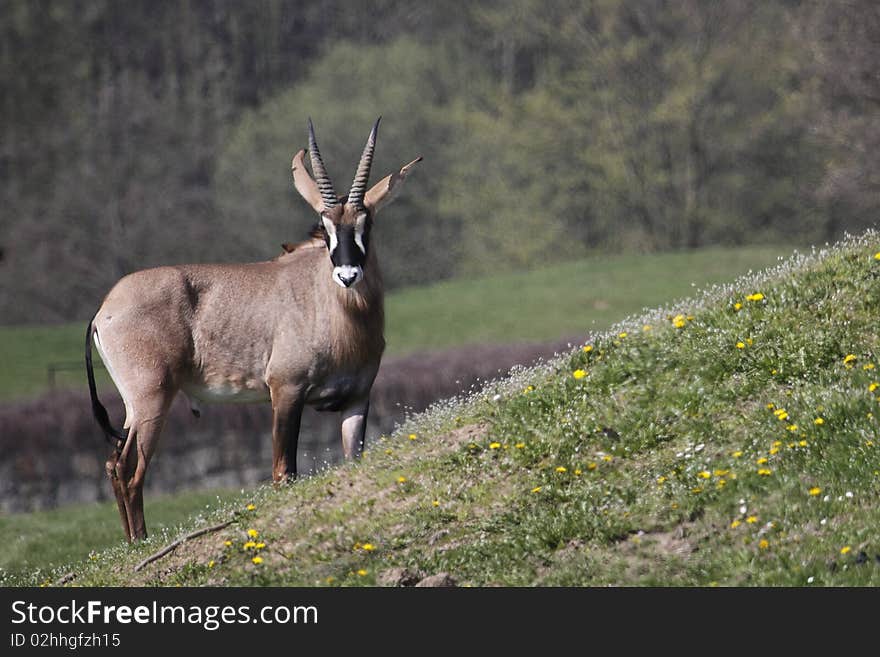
[182,380,271,404]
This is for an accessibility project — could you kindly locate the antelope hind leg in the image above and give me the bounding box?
[113,395,171,541]
[106,444,131,542]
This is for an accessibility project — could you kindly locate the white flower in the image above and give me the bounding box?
[807,576,815,584]
[845,491,853,498]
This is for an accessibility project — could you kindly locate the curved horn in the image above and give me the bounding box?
[308,118,337,210]
[347,116,381,210]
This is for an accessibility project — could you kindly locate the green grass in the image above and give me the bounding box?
[387,245,785,352]
[0,489,244,580]
[0,245,783,400]
[5,235,879,587]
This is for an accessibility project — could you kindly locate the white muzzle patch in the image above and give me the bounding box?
[333,265,363,288]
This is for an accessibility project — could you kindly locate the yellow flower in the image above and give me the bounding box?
[769,447,780,455]
[691,486,703,494]
[840,546,852,555]
[601,455,613,462]
[697,471,711,479]
[808,486,821,496]
[657,476,667,484]
[732,450,743,458]
[572,369,587,380]
[775,411,789,421]
[813,417,824,425]
[875,251,880,260]
[247,528,259,539]
[672,314,686,328]
[245,503,256,511]
[574,469,582,476]
[733,302,743,311]
[361,543,375,552]
[582,345,593,353]
[255,542,266,549]
[224,540,232,547]
[746,516,758,524]
[489,442,501,449]
[757,468,772,476]
[758,539,769,550]
[714,469,729,477]
[357,569,368,576]
[531,486,542,493]
[746,293,764,302]
[716,479,727,489]
[397,476,407,484]
[643,324,652,331]
[843,354,857,365]
[786,424,799,432]
[555,466,567,473]
[864,363,875,370]
[618,332,628,338]
[869,382,878,392]
[587,462,598,470]
[408,433,417,441]
[252,556,263,565]
[798,439,808,447]
[735,341,746,349]
[208,560,215,568]
[772,440,782,447]
[432,500,440,507]
[325,576,335,584]
[756,457,768,465]
[515,442,526,449]
[523,385,534,393]
[243,540,257,549]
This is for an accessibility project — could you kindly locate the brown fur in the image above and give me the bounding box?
[88,140,420,542]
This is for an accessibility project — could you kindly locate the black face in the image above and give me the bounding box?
[321,212,371,288]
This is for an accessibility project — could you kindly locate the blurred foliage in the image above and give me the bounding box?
[0,0,877,322]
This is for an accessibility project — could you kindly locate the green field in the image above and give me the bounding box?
[3,235,879,586]
[0,245,784,401]
[0,490,243,578]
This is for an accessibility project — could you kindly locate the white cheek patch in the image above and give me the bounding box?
[322,216,338,255]
[354,213,367,254]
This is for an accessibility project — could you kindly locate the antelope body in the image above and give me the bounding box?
[86,118,420,541]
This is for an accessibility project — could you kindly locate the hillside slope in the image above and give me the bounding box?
[10,234,880,587]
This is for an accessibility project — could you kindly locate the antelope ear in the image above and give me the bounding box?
[281,242,296,253]
[364,156,422,214]
[291,149,324,213]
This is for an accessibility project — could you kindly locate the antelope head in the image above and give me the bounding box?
[291,117,422,288]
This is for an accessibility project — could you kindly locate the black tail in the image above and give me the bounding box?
[85,317,126,450]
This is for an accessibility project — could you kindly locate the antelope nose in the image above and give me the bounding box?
[339,272,358,287]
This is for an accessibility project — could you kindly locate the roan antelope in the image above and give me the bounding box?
[85,118,421,541]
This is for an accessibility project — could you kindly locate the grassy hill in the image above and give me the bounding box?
[5,235,880,586]
[0,246,782,400]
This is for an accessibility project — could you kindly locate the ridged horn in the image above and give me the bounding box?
[347,117,381,210]
[308,117,337,209]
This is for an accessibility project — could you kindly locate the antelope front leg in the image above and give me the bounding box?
[270,385,305,483]
[341,397,370,460]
